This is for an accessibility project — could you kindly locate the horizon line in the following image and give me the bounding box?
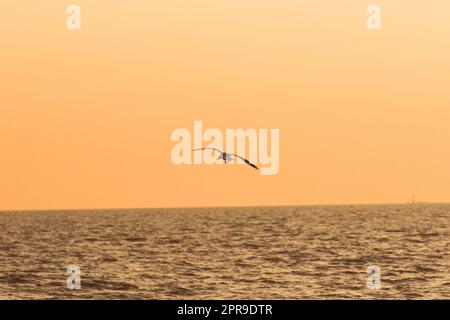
[1,201,449,213]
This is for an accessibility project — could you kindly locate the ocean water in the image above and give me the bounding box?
[0,204,449,299]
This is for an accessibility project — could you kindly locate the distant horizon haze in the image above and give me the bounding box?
[1,200,447,213]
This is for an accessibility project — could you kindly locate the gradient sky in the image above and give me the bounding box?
[1,1,450,210]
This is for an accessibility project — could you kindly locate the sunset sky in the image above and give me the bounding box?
[1,1,449,210]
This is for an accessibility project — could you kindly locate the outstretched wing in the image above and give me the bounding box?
[192,147,222,153]
[232,154,259,170]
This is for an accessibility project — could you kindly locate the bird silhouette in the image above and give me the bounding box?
[192,147,259,170]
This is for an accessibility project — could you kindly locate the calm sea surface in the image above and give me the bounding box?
[0,204,449,299]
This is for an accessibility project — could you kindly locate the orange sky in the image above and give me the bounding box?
[1,1,450,210]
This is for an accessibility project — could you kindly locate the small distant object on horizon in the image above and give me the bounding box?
[409,194,428,205]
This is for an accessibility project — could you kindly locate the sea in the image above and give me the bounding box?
[0,204,449,299]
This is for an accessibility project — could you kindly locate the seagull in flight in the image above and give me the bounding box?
[193,147,259,170]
